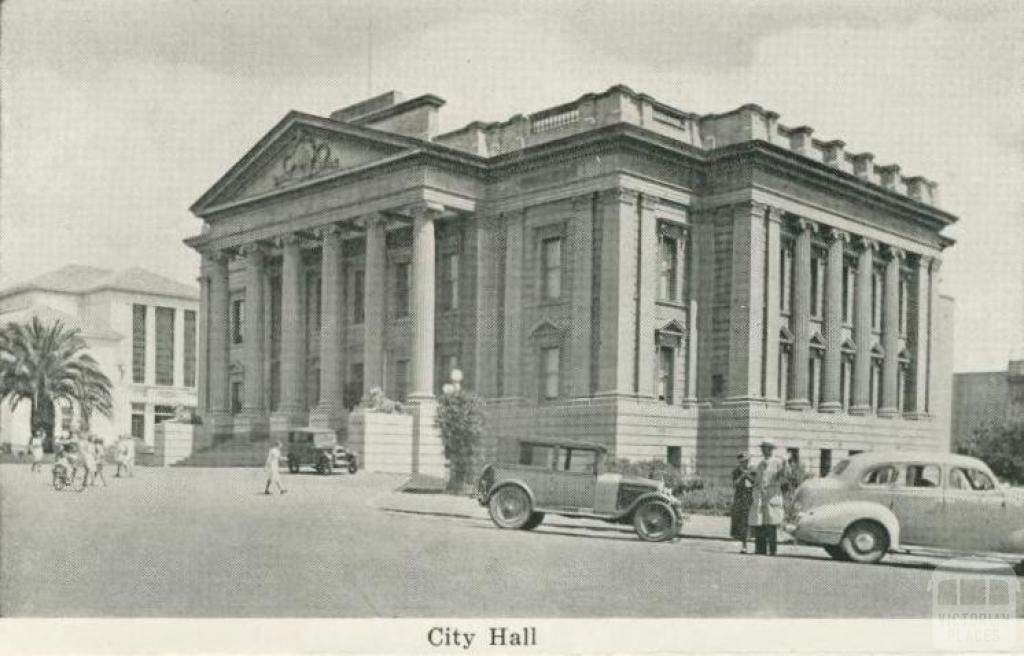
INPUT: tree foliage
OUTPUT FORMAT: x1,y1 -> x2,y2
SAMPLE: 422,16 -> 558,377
955,420 -> 1024,485
0,317 -> 113,444
435,387 -> 486,492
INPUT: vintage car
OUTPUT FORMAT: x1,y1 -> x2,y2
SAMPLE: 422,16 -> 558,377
285,427 -> 359,475
788,451 -> 1024,566
476,439 -> 684,542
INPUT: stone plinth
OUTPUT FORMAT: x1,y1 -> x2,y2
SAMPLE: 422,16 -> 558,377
154,422 -> 198,467
346,410 -> 415,474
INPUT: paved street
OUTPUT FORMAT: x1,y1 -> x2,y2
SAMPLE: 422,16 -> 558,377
1,464 -> 1020,618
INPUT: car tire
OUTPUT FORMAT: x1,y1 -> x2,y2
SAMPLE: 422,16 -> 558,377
317,458 -> 332,476
824,545 -> 850,561
840,520 -> 889,564
521,512 -> 545,530
288,458 -> 299,474
633,500 -> 678,542
488,485 -> 533,529
347,461 -> 358,475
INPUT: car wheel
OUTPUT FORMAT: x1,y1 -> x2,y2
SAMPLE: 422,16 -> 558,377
840,520 -> 889,564
488,485 -> 533,529
287,458 -> 299,474
318,458 -> 333,475
633,500 -> 678,542
53,473 -> 65,491
824,545 -> 850,561
347,460 -> 358,475
521,512 -> 545,530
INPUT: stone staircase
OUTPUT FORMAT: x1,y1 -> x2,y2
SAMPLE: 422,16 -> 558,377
172,440 -> 270,467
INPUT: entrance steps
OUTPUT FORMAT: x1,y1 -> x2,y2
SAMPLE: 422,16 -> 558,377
173,440 -> 270,467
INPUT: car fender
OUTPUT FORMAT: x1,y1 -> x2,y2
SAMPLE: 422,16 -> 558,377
794,500 -> 901,548
484,480 -> 537,508
618,491 -> 682,522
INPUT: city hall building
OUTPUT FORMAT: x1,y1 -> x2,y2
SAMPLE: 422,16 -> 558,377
187,85 -> 955,479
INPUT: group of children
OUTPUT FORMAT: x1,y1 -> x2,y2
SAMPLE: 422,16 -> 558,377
44,430 -> 137,488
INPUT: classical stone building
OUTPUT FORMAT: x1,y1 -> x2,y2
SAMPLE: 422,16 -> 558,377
187,85 -> 956,479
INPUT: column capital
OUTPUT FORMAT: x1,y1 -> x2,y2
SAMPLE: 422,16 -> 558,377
765,205 -> 786,223
791,216 -> 818,234
929,258 -> 943,275
407,201 -> 446,221
853,236 -> 880,253
314,223 -> 345,240
883,245 -> 906,261
598,186 -> 638,206
238,242 -> 267,258
826,227 -> 851,244
638,193 -> 660,211
729,200 -> 770,219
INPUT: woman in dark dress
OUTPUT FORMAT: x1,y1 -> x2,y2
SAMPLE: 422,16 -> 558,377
730,453 -> 754,553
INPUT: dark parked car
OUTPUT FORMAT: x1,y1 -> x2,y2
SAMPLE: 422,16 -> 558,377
285,427 -> 358,475
476,439 -> 684,542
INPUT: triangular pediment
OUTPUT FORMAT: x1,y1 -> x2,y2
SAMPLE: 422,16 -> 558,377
191,112 -> 417,215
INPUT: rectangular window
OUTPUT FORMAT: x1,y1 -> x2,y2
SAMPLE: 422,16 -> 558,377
231,381 -> 244,414
394,262 -> 411,318
899,275 -> 908,334
658,236 -> 678,301
353,270 -> 365,324
393,359 -> 409,402
153,404 -> 176,425
780,243 -> 793,313
307,272 -> 322,332
657,346 -> 675,404
667,446 -> 682,469
808,357 -> 817,407
810,253 -> 821,318
130,402 -> 145,439
519,443 -> 555,468
155,307 -> 175,386
441,253 -> 459,310
778,351 -> 790,403
132,304 -> 146,383
871,270 -> 883,330
231,298 -> 245,344
541,237 -> 562,300
541,346 -> 560,400
842,260 -> 854,323
184,310 -> 196,388
787,447 -> 800,465
438,354 -> 459,390
819,449 -> 832,477
346,363 -> 364,410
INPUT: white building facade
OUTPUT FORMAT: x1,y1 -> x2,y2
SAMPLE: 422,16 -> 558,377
0,265 -> 199,447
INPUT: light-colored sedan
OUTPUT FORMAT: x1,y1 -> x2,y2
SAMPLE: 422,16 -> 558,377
788,451 -> 1024,566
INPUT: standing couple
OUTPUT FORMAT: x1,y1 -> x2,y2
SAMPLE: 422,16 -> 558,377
731,439 -> 792,556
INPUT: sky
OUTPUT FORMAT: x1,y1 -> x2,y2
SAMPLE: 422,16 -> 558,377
1,0 -> 1021,372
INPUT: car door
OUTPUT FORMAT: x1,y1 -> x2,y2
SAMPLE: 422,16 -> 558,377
545,447 -> 598,512
516,443 -> 557,506
942,465 -> 1007,554
890,462 -> 945,547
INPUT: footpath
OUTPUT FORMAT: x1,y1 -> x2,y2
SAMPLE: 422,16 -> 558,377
369,486 -> 787,543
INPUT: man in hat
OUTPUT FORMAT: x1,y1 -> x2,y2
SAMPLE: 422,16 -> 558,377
730,452 -> 755,553
748,439 -> 791,555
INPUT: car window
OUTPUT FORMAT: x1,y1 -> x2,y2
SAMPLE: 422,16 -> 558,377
519,443 -> 556,469
861,465 -> 899,485
949,467 -> 996,491
904,464 -> 941,488
561,448 -> 598,474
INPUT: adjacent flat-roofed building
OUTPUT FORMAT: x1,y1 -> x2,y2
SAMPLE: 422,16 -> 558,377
952,360 -> 1024,441
0,265 -> 199,447
186,85 -> 956,479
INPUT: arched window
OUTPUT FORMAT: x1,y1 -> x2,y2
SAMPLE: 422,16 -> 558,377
869,343 -> 885,413
809,333 -> 826,408
840,339 -> 857,412
655,321 -> 686,405
530,320 -> 565,402
898,349 -> 912,414
779,326 -> 794,403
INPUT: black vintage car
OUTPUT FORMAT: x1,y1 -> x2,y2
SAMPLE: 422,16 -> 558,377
285,427 -> 359,475
476,439 -> 684,542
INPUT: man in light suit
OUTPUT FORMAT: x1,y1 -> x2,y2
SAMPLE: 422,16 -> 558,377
748,439 -> 791,556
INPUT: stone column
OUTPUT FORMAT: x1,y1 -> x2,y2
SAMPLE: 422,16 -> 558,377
879,247 -> 903,417
501,209 -> 526,399
684,223 -> 700,405
363,213 -> 386,393
312,225 -> 346,428
906,254 -> 931,418
820,228 -> 848,412
762,207 -> 784,401
787,218 -> 813,410
727,201 -> 767,402
408,203 -> 442,401
926,258 -> 942,414
569,196 -> 594,398
196,265 -> 209,418
636,194 -> 658,399
276,234 -> 306,418
144,305 -> 157,386
850,237 -> 876,415
205,252 -> 231,418
596,187 -> 639,396
239,243 -> 267,425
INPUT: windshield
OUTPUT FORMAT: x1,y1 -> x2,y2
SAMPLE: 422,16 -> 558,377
829,459 -> 851,477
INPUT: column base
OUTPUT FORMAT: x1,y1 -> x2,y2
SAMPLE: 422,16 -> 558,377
901,412 -> 931,421
234,414 -> 269,441
817,401 -> 842,413
848,404 -> 871,416
309,404 -> 347,432
877,406 -> 898,419
785,398 -> 810,411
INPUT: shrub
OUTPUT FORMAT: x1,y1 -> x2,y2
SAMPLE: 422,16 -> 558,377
435,387 -> 486,492
955,420 -> 1024,485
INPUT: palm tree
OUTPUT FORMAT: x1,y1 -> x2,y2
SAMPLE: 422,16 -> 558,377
0,317 -> 113,442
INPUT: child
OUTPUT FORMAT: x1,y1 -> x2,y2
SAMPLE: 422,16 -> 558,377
264,440 -> 286,495
91,437 -> 108,487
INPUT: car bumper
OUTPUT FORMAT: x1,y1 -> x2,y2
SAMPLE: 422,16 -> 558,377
786,513 -> 843,545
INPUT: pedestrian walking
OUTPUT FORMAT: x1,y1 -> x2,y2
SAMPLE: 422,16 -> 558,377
730,452 -> 754,553
76,433 -> 96,488
748,439 -> 790,556
264,440 -> 286,495
29,429 -> 45,473
115,436 -> 129,477
91,437 -> 108,487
